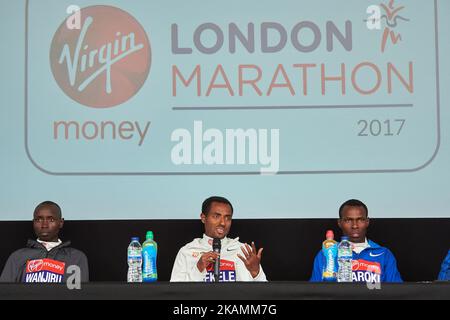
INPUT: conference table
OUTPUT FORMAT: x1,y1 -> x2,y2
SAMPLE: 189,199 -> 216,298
0,281 -> 448,300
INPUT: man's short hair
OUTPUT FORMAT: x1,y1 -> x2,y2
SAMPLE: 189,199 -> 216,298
339,199 -> 368,218
33,201 -> 62,219
202,196 -> 234,215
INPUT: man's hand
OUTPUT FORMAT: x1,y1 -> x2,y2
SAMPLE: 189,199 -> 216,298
237,242 -> 264,278
197,251 -> 220,272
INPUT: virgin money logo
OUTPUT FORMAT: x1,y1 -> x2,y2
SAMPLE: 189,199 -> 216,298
352,259 -> 381,274
27,259 -> 44,272
50,6 -> 151,108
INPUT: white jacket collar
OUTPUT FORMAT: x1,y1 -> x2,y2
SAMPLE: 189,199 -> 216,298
201,234 -> 239,248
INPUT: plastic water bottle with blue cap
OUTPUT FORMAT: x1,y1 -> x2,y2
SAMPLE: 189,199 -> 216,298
337,236 -> 353,282
127,237 -> 142,282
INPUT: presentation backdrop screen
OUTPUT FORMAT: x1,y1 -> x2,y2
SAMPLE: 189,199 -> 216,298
1,0 -> 449,220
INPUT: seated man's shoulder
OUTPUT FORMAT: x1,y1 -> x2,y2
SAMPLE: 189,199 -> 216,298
445,250 -> 450,261
3,247 -> 43,269
368,240 -> 397,257
67,247 -> 87,257
230,237 -> 243,246
179,237 -> 203,251
58,246 -> 88,262
223,237 -> 246,250
9,247 -> 38,259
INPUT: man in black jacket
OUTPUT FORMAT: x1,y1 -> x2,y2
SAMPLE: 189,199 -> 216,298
0,201 -> 89,283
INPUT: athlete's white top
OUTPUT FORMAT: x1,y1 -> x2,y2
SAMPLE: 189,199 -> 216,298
170,234 -> 267,282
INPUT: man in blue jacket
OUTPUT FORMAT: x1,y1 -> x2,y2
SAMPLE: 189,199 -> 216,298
310,199 -> 402,283
438,250 -> 450,281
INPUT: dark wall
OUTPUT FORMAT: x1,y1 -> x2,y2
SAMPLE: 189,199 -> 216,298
1,218 -> 449,282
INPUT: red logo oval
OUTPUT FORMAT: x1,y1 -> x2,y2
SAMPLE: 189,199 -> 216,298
27,259 -> 44,272
50,5 -> 151,108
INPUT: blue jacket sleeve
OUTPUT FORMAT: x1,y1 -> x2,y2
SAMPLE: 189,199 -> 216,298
310,251 -> 324,282
438,250 -> 450,281
382,249 -> 403,283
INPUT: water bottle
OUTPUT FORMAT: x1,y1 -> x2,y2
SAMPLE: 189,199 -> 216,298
337,236 -> 353,282
142,231 -> 158,282
322,230 -> 338,281
127,237 -> 142,283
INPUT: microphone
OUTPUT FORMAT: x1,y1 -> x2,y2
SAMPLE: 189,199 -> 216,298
212,238 -> 221,282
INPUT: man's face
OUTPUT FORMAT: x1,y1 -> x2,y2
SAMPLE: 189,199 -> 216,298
338,205 -> 369,243
33,207 -> 64,242
201,202 -> 233,239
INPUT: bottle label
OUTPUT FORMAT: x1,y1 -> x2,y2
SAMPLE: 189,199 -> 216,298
143,245 -> 157,280
322,243 -> 338,280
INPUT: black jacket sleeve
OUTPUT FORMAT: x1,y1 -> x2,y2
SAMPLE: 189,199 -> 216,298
0,251 -> 25,282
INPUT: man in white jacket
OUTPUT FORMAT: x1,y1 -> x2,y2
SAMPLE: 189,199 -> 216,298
170,196 -> 267,282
